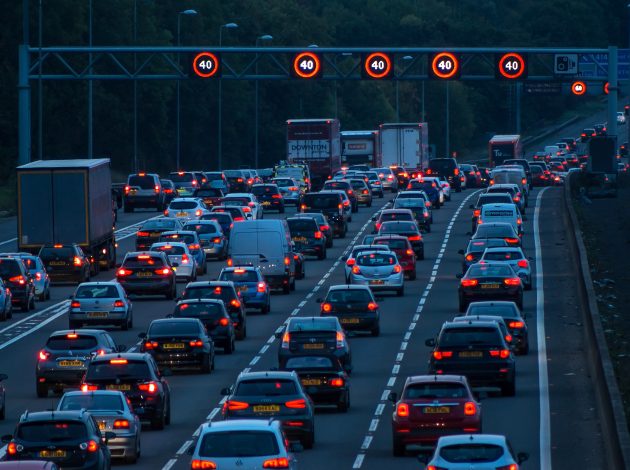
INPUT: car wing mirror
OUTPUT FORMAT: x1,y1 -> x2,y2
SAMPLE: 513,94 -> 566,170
457,249 -> 464,255
220,387 -> 232,396
417,454 -> 429,464
137,332 -> 147,339
387,392 -> 398,403
116,345 -> 126,353
517,452 -> 529,464
456,273 -> 463,279
425,338 -> 436,347
289,442 -> 304,453
316,298 -> 323,303
161,368 -> 172,377
1,435 -> 13,443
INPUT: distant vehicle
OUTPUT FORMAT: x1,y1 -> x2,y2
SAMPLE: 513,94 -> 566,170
379,123 -> 429,168
425,158 -> 462,191
458,262 -> 523,311
580,128 -> 597,142
38,244 -> 92,284
594,123 -> 607,136
488,135 -> 522,167
168,171 -> 199,196
341,130 -> 382,168
124,172 -> 165,212
617,111 -> 626,124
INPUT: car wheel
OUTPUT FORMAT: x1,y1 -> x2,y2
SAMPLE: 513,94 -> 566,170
379,192 -> 384,198
367,200 -> 372,208
337,393 -> 349,413
0,404 -> 5,420
418,251 -> 425,261
303,428 -> 315,449
121,317 -> 129,331
224,337 -> 235,354
283,282 -> 291,295
318,248 -> 326,260
261,302 -> 270,314
46,288 -> 51,300
151,409 -> 166,430
166,285 -> 176,300
290,276 -> 296,291
397,286 -> 404,297
201,353 -> 212,373
517,297 -> 524,310
502,379 -> 516,397
525,279 -> 533,291
203,262 -> 208,275
38,291 -> 46,301
392,437 -> 405,457
279,205 -> 285,214
409,269 -> 417,281
326,238 -> 333,248
36,383 -> 48,398
371,324 -> 380,337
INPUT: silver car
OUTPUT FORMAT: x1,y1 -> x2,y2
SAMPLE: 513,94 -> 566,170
150,242 -> 197,282
164,198 -> 210,221
272,177 -> 301,205
348,250 -> 404,296
57,390 -> 141,463
190,419 -> 300,470
5,253 -> 51,301
69,282 -> 133,330
363,171 -> 385,198
480,246 -> 532,290
374,167 -> 398,192
342,244 -> 392,283
183,220 -> 228,260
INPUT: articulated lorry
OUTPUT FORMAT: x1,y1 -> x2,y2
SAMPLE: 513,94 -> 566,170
379,123 -> 429,169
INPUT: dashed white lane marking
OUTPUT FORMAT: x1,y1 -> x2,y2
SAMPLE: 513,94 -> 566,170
162,459 -> 177,470
176,440 -> 193,455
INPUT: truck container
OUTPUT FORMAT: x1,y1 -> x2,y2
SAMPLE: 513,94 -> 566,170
286,118 -> 341,189
379,123 -> 429,169
17,159 -> 116,271
488,135 -> 522,167
341,130 -> 382,168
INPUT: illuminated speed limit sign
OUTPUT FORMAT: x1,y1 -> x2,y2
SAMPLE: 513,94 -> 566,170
429,52 -> 460,80
291,52 -> 322,79
496,52 -> 527,79
571,81 -> 587,95
192,52 -> 221,78
362,52 -> 393,79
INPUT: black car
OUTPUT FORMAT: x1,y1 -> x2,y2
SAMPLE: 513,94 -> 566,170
459,164 -> 480,188
252,184 -> 285,213
160,179 -> 177,204
221,371 -> 316,448
0,256 -> 36,312
300,192 -> 348,238
38,244 -> 92,284
594,123 -> 607,136
322,180 -> 358,212
223,170 -> 250,193
135,217 -> 184,251
36,329 -> 124,398
458,239 -> 509,274
116,252 -> 177,299
193,186 -> 224,209
281,355 -> 350,412
293,213 -> 333,248
139,318 -> 215,373
82,353 -> 171,429
426,158 -> 462,191
171,299 -> 236,354
318,284 -> 380,336
287,217 -> 327,260
458,262 -> 523,312
426,320 -> 516,396
200,212 -> 234,238
390,166 -> 411,189
1,410 -> 113,469
466,301 -> 529,355
378,221 -> 424,259
580,128 -> 596,142
180,281 -> 246,340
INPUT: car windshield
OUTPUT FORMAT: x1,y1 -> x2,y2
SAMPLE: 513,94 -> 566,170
182,286 -> 235,303
236,379 -> 297,396
152,245 -> 186,255
326,289 -> 372,303
59,394 -> 124,412
175,303 -> 224,321
183,224 -> 218,235
357,253 -> 396,266
439,443 -> 505,463
86,361 -> 151,380
47,335 -> 98,350
20,256 -> 40,271
148,321 -> 200,336
17,422 -> 87,442
199,431 -> 279,458
285,356 -> 335,369
467,264 -> 514,277
405,382 -> 468,399
219,270 -> 259,283
169,201 -> 198,210
142,219 -> 179,230
288,219 -> 317,231
40,247 -> 74,260
75,285 -> 119,299
124,256 -> 164,268
128,175 -> 155,189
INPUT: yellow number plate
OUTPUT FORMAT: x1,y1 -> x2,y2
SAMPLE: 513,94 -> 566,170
40,450 -> 66,458
163,343 -> 185,349
253,405 -> 280,413
369,280 -> 385,285
480,284 -> 500,289
98,422 -> 107,431
459,351 -> 483,358
236,286 -> 248,293
49,261 -> 66,266
303,343 -> 324,350
137,272 -> 153,277
106,384 -> 131,391
292,237 -> 308,243
423,406 -> 450,414
59,360 -> 84,367
176,212 -> 188,217
340,318 -> 360,324
88,312 -> 108,318
301,379 -> 322,386
262,201 -> 271,206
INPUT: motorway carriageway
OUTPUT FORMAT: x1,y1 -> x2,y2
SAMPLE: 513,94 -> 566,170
0,188 -> 605,469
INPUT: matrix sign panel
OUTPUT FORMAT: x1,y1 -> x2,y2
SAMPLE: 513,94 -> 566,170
291,52 -> 322,79
496,52 -> 527,80
362,52 -> 393,79
429,52 -> 460,79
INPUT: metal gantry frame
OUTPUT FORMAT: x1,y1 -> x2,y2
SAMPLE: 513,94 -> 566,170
18,45 -> 619,165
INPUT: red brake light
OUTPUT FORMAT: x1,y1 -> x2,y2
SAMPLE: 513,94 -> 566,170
124,185 -> 130,194
227,258 -> 233,267
329,378 -> 344,387
285,399 -> 307,409
86,440 -> 99,452
113,300 -> 125,308
230,299 -> 241,308
489,349 -> 511,359
219,318 -> 230,326
81,384 -> 98,392
505,237 -> 520,245
408,235 -> 421,241
454,168 -> 459,175
7,442 -> 17,455
392,265 -> 402,273
262,458 -> 289,468
509,321 -> 524,328
117,268 -> 132,276
73,256 -> 82,266
504,277 -> 521,286
38,350 -> 49,361
226,400 -> 249,411
144,341 -> 158,349
156,267 -> 172,275
195,209 -> 202,217
272,193 -> 282,199
464,401 -> 477,416
281,331 -> 290,349
322,302 -> 332,313
113,419 -> 130,429
396,402 -> 409,417
154,185 -> 160,194
191,459 -> 217,469
9,275 -> 25,285
181,254 -> 190,264
461,279 -> 478,287
433,350 -> 453,360
346,258 -> 355,266
137,231 -> 150,237
71,300 -> 81,309
367,302 -> 378,311
517,259 -> 528,268
110,358 -> 128,365
257,282 -> 266,293
352,265 -> 361,274
406,249 -> 413,256
284,256 -> 290,266
314,231 -> 323,239
138,381 -> 158,393
189,339 -> 204,347
35,272 -> 42,281
319,225 -> 330,232
473,209 -> 480,217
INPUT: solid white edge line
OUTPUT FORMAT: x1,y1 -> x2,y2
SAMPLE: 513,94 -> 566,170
534,187 -> 552,470
0,238 -> 17,247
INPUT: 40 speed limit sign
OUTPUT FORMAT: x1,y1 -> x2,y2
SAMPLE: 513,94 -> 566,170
192,52 -> 221,78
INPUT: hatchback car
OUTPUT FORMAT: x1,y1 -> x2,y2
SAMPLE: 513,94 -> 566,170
272,178 -> 301,205
116,252 -> 177,299
38,244 -> 91,284
480,246 -> 532,290
160,179 -> 177,205
192,186 -> 224,208
221,371 -> 316,448
69,282 -> 133,330
322,180 -> 358,212
139,318 -> 214,373
466,301 -> 529,355
149,242 -> 197,282
252,184 -> 285,213
182,220 -> 228,260
458,262 -> 523,312
458,239 -> 510,274
158,230 -> 207,275
223,170 -> 250,193
378,221 -> 424,259
6,253 -> 50,301
319,284 -> 380,336
168,171 -> 199,196
36,329 -> 123,398
57,390 -> 140,463
81,353 -> 171,429
134,217 -> 184,251
389,375 -> 481,455
471,222 -> 521,247
218,266 -> 271,314
373,167 -> 399,192
292,213 -> 333,248
0,256 -> 35,312
392,198 -> 432,232
287,217 -> 327,260
363,171 -> 384,198
373,235 -> 417,279
164,198 -> 209,221
171,299 -> 236,354
221,194 -> 263,220
200,212 -> 234,238
124,172 -> 165,212
348,178 -> 372,207
349,251 -> 405,296
469,193 -> 514,233
406,179 -> 443,208
342,245 -> 392,284
372,209 -> 416,233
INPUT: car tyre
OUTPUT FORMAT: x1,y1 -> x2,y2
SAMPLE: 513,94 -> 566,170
201,353 -> 212,373
517,296 -> 524,311
326,238 -> 333,248
166,285 -> 176,300
318,248 -> 326,261
525,280 -> 533,291
151,409 -> 166,430
224,337 -> 235,354
392,437 -> 405,457
458,295 -> 467,313
502,379 -> 516,397
261,302 -> 270,314
21,300 -> 29,313
338,392 -> 350,412
282,282 -> 291,295
371,324 -> 380,337
396,286 -> 404,297
36,383 -> 48,398
408,269 -> 417,281
303,428 -> 315,449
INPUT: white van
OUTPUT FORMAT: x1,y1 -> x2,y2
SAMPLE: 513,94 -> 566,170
491,168 -> 529,200
228,219 -> 295,294
478,203 -> 522,236
544,145 -> 561,157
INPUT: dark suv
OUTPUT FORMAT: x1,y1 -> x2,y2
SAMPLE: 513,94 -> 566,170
251,184 -> 285,213
322,180 -> 358,212
287,217 -> 327,260
0,256 -> 35,312
116,252 -> 176,299
300,192 -> 348,238
426,158 -> 462,191
124,173 -> 165,212
2,410 -> 113,469
171,299 -> 236,354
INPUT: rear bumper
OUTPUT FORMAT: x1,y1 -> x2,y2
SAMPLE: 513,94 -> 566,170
329,312 -> 379,330
125,195 -> 160,207
119,279 -> 172,294
393,422 -> 481,446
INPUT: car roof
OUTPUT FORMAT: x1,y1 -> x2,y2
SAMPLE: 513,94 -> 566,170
150,317 -> 201,325
381,208 -> 413,214
405,374 -> 468,385
442,320 -> 502,330
199,419 -> 282,433
467,300 -> 519,308
50,329 -> 107,337
453,315 -> 507,325
19,410 -> 88,423
481,203 -> 516,210
76,281 -> 120,287
373,235 -> 409,241
186,280 -> 235,288
328,284 -> 372,292
437,434 -> 507,446
170,198 -> 202,202
483,246 -> 522,253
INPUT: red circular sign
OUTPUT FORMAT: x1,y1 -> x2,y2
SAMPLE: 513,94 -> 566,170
571,81 -> 587,96
363,53 -> 393,79
293,52 -> 321,79
431,52 -> 459,79
498,53 -> 526,79
192,52 -> 220,78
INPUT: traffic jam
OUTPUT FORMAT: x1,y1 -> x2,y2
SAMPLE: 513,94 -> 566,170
0,125 -> 590,470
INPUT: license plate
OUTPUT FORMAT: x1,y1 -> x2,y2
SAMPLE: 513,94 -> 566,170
98,421 -> 107,431
88,311 -> 108,318
480,283 -> 500,289
40,450 -> 66,458
59,360 -> 84,367
150,232 -> 160,237
137,272 -> 153,277
340,318 -> 360,324
369,280 -> 384,285
459,351 -> 483,358
106,384 -> 131,391
236,286 -> 248,293
293,236 -> 308,243
49,261 -> 66,266
163,343 -> 185,349
303,343 -> 324,350
302,379 -> 322,386
262,201 -> 271,206
176,212 -> 188,217
253,405 -> 280,413
423,406 -> 450,414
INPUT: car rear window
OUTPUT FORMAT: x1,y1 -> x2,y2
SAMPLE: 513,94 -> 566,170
474,225 -> 515,238
148,321 -> 200,336
428,159 -> 457,172
374,238 -> 407,250
223,170 -> 243,178
483,251 -> 521,261
47,335 -> 98,350
182,286 -> 235,303
288,318 -> 337,332
169,173 -> 194,183
128,175 -> 155,189
86,361 -> 151,380
75,285 -> 119,299
380,212 -> 412,222
152,244 -> 186,255
252,185 -> 279,195
486,187 -> 516,196
199,431 -> 279,458
59,394 -> 124,412
18,422 -> 87,441
439,327 -> 502,347
380,222 -> 417,233
124,255 -> 164,268
288,219 -> 318,232
349,180 -> 366,189
40,247 -> 74,260
219,270 -> 259,283
303,194 -> 339,209
142,219 -> 179,231
236,379 -> 297,396
467,305 -> 518,318
222,198 -> 249,206
160,233 -> 195,244
183,223 -> 218,235
394,199 -> 425,209
175,302 -> 224,321
326,289 -> 372,303
467,264 -> 514,277
324,181 -> 350,190
273,178 -> 294,187
439,443 -> 504,463
467,239 -> 509,252
0,259 -> 22,277
357,253 -> 396,266
20,256 -> 40,270
411,181 -> 436,191
477,195 -> 512,205
205,173 -> 224,181
404,382 -> 468,399
211,207 -> 243,218
195,188 -> 223,197
169,201 -> 198,210
285,356 -> 335,369
201,213 -> 232,224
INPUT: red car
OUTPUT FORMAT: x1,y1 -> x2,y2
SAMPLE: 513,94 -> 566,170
373,235 -> 417,280
389,375 -> 481,456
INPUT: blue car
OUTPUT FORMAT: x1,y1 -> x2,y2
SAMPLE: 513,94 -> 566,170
218,266 -> 271,314
183,220 -> 228,260
158,230 -> 207,275
200,212 -> 234,239
407,180 -> 442,209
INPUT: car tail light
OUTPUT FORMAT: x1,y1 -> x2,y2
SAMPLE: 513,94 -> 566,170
262,458 -> 289,468
314,231 -> 323,239
7,442 -> 18,455
319,225 -> 330,232
137,231 -> 150,237
392,265 -> 402,274
425,201 -> 431,207
34,272 -> 42,281
180,254 -> 190,265
113,419 -> 130,429
517,259 -> 528,268
9,275 -> 25,285
284,256 -> 290,266
156,267 -> 172,276
489,349 -> 511,359
432,350 -> 453,360
408,235 -> 421,241
38,350 -> 50,361
321,302 -> 332,313
508,321 -> 524,328
496,465 -> 518,470
82,384 -> 98,391
367,302 -> 378,311
217,317 -> 230,327
233,216 -> 244,222
352,265 -> 361,274
191,459 -> 217,469
505,237 -> 519,245
504,277 -> 521,286
70,300 -> 81,308
513,196 -> 520,202
212,237 -> 222,244
257,282 -> 266,293
465,254 -> 474,262
230,299 -> 241,308
396,402 -> 409,417
195,209 -> 202,217
164,209 -> 170,216
473,209 -> 480,217
343,200 -> 350,207
285,398 -> 306,409
144,341 -> 158,349
73,256 -> 82,266
189,339 -> 204,347
113,300 -> 125,308
242,207 -> 252,213
406,249 -> 413,256
124,185 -> 131,194
281,331 -> 290,349
375,222 -> 382,231
345,258 -> 356,267
80,440 -> 99,452
517,218 -> 522,225
387,174 -> 394,180
247,178 -> 254,185
336,331 -> 345,348
272,194 -> 282,199
227,258 -> 233,267
489,179 -> 494,185
138,381 -> 158,394
464,401 -> 477,415
192,180 -> 198,187
461,279 -> 478,287
454,168 -> 459,176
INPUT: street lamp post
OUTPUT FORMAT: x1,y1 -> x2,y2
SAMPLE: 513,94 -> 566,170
395,55 -> 413,122
334,52 -> 352,118
445,81 -> 450,158
255,34 -> 273,170
37,0 -> 42,160
88,0 -> 93,158
176,9 -> 197,171
217,22 -> 238,170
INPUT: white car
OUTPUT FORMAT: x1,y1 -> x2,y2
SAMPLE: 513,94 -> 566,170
436,176 -> 451,201
164,198 -> 210,221
480,246 -> 532,290
149,242 -> 197,282
221,193 -> 263,220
